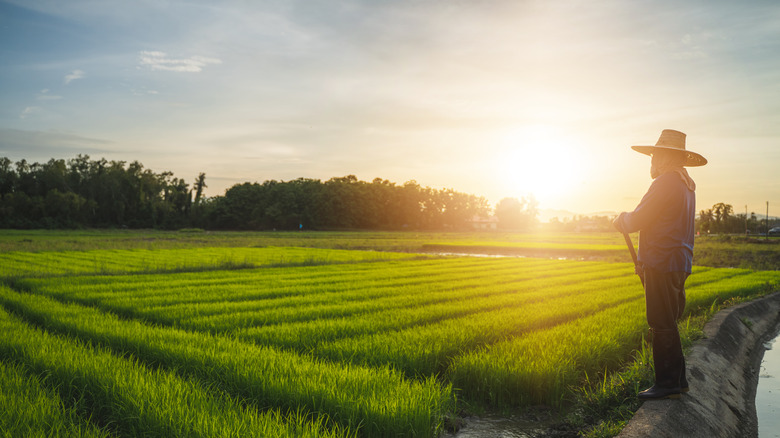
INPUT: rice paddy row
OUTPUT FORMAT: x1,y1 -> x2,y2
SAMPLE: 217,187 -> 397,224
0,246 -> 423,278
2,246 -> 779,437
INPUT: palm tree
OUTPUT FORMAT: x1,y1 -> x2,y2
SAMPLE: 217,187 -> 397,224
193,173 -> 207,206
698,209 -> 713,233
711,203 -> 734,233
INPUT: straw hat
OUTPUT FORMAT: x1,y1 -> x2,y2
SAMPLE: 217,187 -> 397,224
631,129 -> 707,167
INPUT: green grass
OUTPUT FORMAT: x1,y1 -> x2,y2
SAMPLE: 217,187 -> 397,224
0,304 -> 351,438
0,285 -> 451,438
0,246 -> 423,278
1,229 -> 778,437
0,360 -> 111,438
12,255 -> 778,414
4,229 -> 775,269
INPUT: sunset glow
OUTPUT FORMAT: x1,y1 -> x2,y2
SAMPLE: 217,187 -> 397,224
1,0 -> 778,217
494,125 -> 588,204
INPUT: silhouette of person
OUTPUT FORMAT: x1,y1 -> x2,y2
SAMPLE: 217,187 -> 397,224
613,129 -> 707,400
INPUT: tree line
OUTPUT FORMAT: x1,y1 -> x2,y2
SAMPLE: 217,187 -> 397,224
206,175 -> 496,231
2,156 -> 540,231
696,202 -> 776,235
4,156 -> 769,234
0,156 -> 193,229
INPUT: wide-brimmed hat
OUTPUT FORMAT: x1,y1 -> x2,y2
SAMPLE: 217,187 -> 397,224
631,129 -> 707,167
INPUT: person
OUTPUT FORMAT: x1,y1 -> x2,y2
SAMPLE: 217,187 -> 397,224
612,129 -> 707,400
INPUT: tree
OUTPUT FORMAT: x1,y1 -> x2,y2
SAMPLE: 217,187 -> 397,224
697,209 -> 713,234
0,157 -> 16,196
494,197 -> 537,230
0,155 -> 503,232
193,173 -> 207,206
711,203 -> 734,233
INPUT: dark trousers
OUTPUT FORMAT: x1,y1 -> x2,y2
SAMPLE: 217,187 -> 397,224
643,266 -> 688,389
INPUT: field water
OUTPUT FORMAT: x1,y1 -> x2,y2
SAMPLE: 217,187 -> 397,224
758,331 -> 780,438
443,415 -> 550,437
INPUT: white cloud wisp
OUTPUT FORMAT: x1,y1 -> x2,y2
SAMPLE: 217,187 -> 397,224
138,51 -> 222,72
64,69 -> 85,84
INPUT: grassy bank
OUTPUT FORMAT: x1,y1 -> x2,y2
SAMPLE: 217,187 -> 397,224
2,229 -> 776,270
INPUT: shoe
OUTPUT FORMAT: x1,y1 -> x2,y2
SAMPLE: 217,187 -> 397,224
680,375 -> 689,393
638,385 -> 681,400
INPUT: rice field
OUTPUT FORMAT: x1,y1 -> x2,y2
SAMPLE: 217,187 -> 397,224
1,234 -> 778,437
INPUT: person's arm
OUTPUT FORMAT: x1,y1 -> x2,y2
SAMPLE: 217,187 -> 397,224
613,173 -> 674,233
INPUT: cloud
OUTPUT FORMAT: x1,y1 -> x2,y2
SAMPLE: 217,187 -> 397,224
64,69 -> 85,84
19,106 -> 42,119
138,51 -> 222,72
36,89 -> 63,101
0,128 -> 114,158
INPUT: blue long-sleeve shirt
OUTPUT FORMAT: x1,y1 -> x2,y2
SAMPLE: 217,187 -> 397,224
618,171 -> 696,273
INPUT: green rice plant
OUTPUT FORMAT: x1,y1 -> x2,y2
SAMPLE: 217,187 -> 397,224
309,264 -> 752,378
0,306 -> 351,438
115,260 -> 556,319
5,238 -> 777,436
0,286 -> 451,438
170,262 -> 627,333
21,257 -> 628,341
12,259 -> 497,325
425,240 -> 625,252
2,230 -> 777,270
684,269 -> 780,312
0,246 -> 422,279
17,256 -> 495,301
229,265 -> 635,350
314,274 -> 644,377
0,360 -> 111,438
446,269 -> 780,410
19,258 -> 592,327
447,299 -> 648,408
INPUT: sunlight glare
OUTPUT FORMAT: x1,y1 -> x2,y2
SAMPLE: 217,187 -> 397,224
493,125 -> 587,204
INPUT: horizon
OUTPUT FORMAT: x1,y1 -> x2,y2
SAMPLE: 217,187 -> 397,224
1,0 -> 778,218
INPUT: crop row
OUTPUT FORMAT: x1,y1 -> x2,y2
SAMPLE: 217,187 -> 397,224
448,298 -> 648,407
21,258 -> 765,383
0,285 -> 449,438
6,248 -> 778,429
45,261 -> 628,332
15,256 -> 510,304
20,255 -> 547,296
0,304 -> 351,438
300,266 -> 750,371
0,360 -> 111,438
311,275 -> 644,376
23,257 -> 621,312
23,258 -> 629,333
0,246 -> 421,278
446,268 -> 780,407
23,260 -> 622,378
228,270 -> 637,349
172,264 -> 744,335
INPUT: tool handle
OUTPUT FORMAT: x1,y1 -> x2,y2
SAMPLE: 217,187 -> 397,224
622,232 -> 638,265
622,232 -> 644,285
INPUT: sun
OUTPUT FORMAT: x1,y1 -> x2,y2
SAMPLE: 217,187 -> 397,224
493,124 -> 586,204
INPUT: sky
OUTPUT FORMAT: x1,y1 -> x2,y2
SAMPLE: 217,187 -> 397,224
1,0 -> 778,220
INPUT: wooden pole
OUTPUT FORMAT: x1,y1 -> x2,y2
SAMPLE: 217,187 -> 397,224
622,232 -> 643,285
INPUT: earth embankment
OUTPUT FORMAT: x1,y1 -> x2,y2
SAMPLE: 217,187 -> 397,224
618,291 -> 780,438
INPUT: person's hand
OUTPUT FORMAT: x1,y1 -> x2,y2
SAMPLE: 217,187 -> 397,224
612,213 -> 626,233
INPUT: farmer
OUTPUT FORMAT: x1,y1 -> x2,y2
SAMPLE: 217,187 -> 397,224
612,129 -> 707,400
